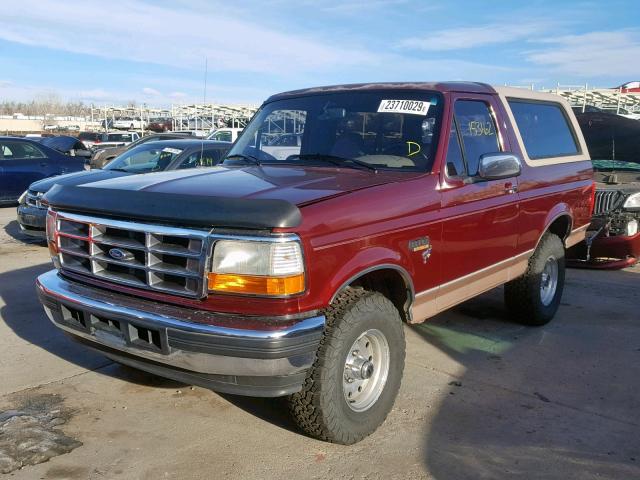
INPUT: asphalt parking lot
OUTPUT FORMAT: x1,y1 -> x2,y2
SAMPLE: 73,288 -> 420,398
0,205 -> 639,480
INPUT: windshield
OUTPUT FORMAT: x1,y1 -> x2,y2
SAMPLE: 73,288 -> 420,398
227,91 -> 444,171
104,143 -> 183,173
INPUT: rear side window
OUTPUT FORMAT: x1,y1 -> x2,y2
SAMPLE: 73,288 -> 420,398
508,100 -> 579,159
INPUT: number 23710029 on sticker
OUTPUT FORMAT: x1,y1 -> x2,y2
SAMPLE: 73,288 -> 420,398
377,100 -> 429,115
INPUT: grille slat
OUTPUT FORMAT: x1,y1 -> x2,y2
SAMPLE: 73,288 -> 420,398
93,236 -> 147,250
56,212 -> 209,298
593,190 -> 622,215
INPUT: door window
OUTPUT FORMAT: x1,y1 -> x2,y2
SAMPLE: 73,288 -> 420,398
0,141 -> 46,160
211,130 -> 233,142
23,143 -> 46,158
0,144 -> 13,159
445,120 -> 466,177
451,100 -> 500,176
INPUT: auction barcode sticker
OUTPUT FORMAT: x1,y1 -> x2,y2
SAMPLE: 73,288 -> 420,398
162,147 -> 183,154
377,99 -> 429,115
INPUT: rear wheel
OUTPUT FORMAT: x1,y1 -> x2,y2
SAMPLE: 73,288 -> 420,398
288,288 -> 405,444
504,233 -> 565,326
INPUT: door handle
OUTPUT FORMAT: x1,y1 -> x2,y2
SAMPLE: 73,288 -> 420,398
504,182 -> 518,194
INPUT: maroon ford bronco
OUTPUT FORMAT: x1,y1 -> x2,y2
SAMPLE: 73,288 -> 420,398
37,83 -> 594,444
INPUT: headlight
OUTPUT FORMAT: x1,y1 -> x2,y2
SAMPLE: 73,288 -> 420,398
17,190 -> 28,205
208,239 -> 305,296
623,192 -> 640,210
626,219 -> 639,237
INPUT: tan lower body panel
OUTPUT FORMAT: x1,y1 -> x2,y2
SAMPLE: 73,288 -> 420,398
565,224 -> 589,249
410,250 -> 533,324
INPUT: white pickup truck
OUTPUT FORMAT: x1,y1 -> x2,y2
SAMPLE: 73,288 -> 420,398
112,117 -> 147,130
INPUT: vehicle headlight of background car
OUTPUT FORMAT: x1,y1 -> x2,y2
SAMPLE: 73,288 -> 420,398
208,239 -> 305,296
623,192 -> 640,211
17,190 -> 28,205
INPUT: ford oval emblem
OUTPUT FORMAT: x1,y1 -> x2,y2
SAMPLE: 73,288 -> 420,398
108,248 -> 134,261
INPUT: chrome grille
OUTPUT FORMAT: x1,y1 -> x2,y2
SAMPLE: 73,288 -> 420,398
26,190 -> 45,209
55,211 -> 210,298
593,190 -> 622,215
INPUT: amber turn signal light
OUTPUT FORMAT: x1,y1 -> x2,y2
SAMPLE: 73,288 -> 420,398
207,272 -> 305,296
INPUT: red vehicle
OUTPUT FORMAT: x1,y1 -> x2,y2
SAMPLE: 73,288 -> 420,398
568,112 -> 640,268
616,81 -> 640,94
37,83 -> 594,444
147,118 -> 173,133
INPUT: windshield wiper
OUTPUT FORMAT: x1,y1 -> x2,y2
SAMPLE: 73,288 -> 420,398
290,153 -> 377,172
223,153 -> 262,166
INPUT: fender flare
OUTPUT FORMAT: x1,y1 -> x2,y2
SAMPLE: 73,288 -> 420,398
534,204 -> 573,251
329,263 -> 415,306
325,247 -> 416,320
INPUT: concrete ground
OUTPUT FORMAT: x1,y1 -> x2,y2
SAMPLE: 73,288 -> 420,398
0,205 -> 638,479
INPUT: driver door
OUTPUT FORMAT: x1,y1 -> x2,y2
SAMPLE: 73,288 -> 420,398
437,93 -> 521,310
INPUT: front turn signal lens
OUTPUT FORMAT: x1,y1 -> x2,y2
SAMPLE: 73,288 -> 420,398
207,272 -> 305,296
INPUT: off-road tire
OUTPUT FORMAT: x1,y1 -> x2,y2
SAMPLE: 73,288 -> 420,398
504,233 -> 565,326
288,287 -> 405,444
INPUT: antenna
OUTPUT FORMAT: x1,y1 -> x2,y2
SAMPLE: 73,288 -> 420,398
201,57 -> 208,161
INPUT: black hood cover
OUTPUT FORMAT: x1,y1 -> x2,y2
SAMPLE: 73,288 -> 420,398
44,184 -> 302,230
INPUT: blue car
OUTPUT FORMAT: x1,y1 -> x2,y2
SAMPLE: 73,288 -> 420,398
0,136 -> 86,205
17,139 -> 230,237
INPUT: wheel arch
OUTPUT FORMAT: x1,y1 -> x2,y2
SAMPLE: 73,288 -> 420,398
330,264 -> 415,323
536,207 -> 574,251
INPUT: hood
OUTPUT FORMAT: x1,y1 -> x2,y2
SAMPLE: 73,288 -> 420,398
43,165 -> 418,230
29,169 -> 133,193
80,165 -> 416,206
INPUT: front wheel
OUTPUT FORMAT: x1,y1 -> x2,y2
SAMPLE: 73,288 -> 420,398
504,233 -> 565,326
288,288 -> 405,444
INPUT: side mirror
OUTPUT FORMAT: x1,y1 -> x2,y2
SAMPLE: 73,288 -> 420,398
478,153 -> 522,180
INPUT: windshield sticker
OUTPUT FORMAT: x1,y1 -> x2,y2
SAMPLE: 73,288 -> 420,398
161,147 -> 183,155
377,100 -> 430,116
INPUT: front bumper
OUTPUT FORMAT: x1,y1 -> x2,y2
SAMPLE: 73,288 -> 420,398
590,231 -> 640,259
36,270 -> 325,397
16,203 -> 46,237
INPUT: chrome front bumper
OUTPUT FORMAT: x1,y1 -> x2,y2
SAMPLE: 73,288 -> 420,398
36,270 -> 325,396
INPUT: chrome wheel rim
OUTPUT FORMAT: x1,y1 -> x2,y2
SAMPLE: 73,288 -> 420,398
540,255 -> 559,306
343,328 -> 390,412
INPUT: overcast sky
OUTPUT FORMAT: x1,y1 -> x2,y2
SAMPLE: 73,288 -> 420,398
0,0 -> 638,106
